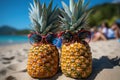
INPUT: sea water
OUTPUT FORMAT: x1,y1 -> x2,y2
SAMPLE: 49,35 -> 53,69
0,35 -> 28,45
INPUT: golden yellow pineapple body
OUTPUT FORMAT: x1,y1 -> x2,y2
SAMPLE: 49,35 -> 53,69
27,44 -> 59,78
61,41 -> 92,78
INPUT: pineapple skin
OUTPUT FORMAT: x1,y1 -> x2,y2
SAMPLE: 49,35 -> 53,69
27,44 -> 59,78
61,41 -> 92,78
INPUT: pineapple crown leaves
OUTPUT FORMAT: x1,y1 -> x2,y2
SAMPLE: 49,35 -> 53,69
59,0 -> 92,32
29,0 -> 59,35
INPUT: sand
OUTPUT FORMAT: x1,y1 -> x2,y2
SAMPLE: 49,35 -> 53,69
0,40 -> 120,80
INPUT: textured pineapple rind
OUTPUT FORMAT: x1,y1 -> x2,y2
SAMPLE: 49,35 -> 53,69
27,44 -> 59,78
61,42 -> 92,78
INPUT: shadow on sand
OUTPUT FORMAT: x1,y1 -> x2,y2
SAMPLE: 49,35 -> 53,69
87,56 -> 120,80
38,56 -> 120,80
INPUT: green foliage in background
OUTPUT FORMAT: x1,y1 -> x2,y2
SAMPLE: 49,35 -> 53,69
1,3 -> 120,35
16,29 -> 30,35
89,3 -> 120,27
0,26 -> 30,35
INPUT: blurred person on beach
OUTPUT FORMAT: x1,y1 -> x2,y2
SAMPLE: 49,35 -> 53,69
52,32 -> 62,53
99,21 -> 120,39
53,37 -> 62,49
99,22 -> 109,37
90,27 -> 107,41
91,21 -> 120,41
110,22 -> 120,39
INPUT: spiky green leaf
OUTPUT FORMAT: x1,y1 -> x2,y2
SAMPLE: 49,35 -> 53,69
32,19 -> 41,32
37,0 -> 42,18
60,0 -> 91,32
48,6 -> 58,26
70,0 -> 75,12
29,0 -> 59,34
47,0 -> 53,17
59,8 -> 71,24
40,3 -> 47,32
72,4 -> 78,24
61,1 -> 72,18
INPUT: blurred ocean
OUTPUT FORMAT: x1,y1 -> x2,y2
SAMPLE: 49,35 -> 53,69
0,35 -> 28,45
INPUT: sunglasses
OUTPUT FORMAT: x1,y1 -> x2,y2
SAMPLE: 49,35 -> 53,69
59,30 -> 91,43
28,32 -> 56,45
77,30 -> 91,42
60,31 -> 74,43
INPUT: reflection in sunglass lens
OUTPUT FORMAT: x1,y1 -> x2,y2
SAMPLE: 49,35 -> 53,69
62,32 -> 73,41
78,32 -> 88,39
46,34 -> 55,43
30,34 -> 42,43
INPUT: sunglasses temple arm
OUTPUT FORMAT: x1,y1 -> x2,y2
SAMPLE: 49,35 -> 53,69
28,32 -> 35,45
79,30 -> 91,43
88,31 -> 91,43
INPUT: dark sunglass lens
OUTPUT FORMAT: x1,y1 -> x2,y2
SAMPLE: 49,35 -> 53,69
46,34 -> 55,43
78,32 -> 89,39
30,34 -> 42,43
62,32 -> 73,40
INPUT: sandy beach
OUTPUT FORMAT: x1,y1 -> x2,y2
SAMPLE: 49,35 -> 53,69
0,40 -> 120,80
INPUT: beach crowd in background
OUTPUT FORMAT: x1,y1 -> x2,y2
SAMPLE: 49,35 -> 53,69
90,20 -> 120,42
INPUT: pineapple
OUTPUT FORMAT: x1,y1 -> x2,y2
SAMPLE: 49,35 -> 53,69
27,0 -> 59,78
59,0 -> 92,78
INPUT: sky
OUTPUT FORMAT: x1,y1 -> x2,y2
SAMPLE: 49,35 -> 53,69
0,0 -> 119,30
